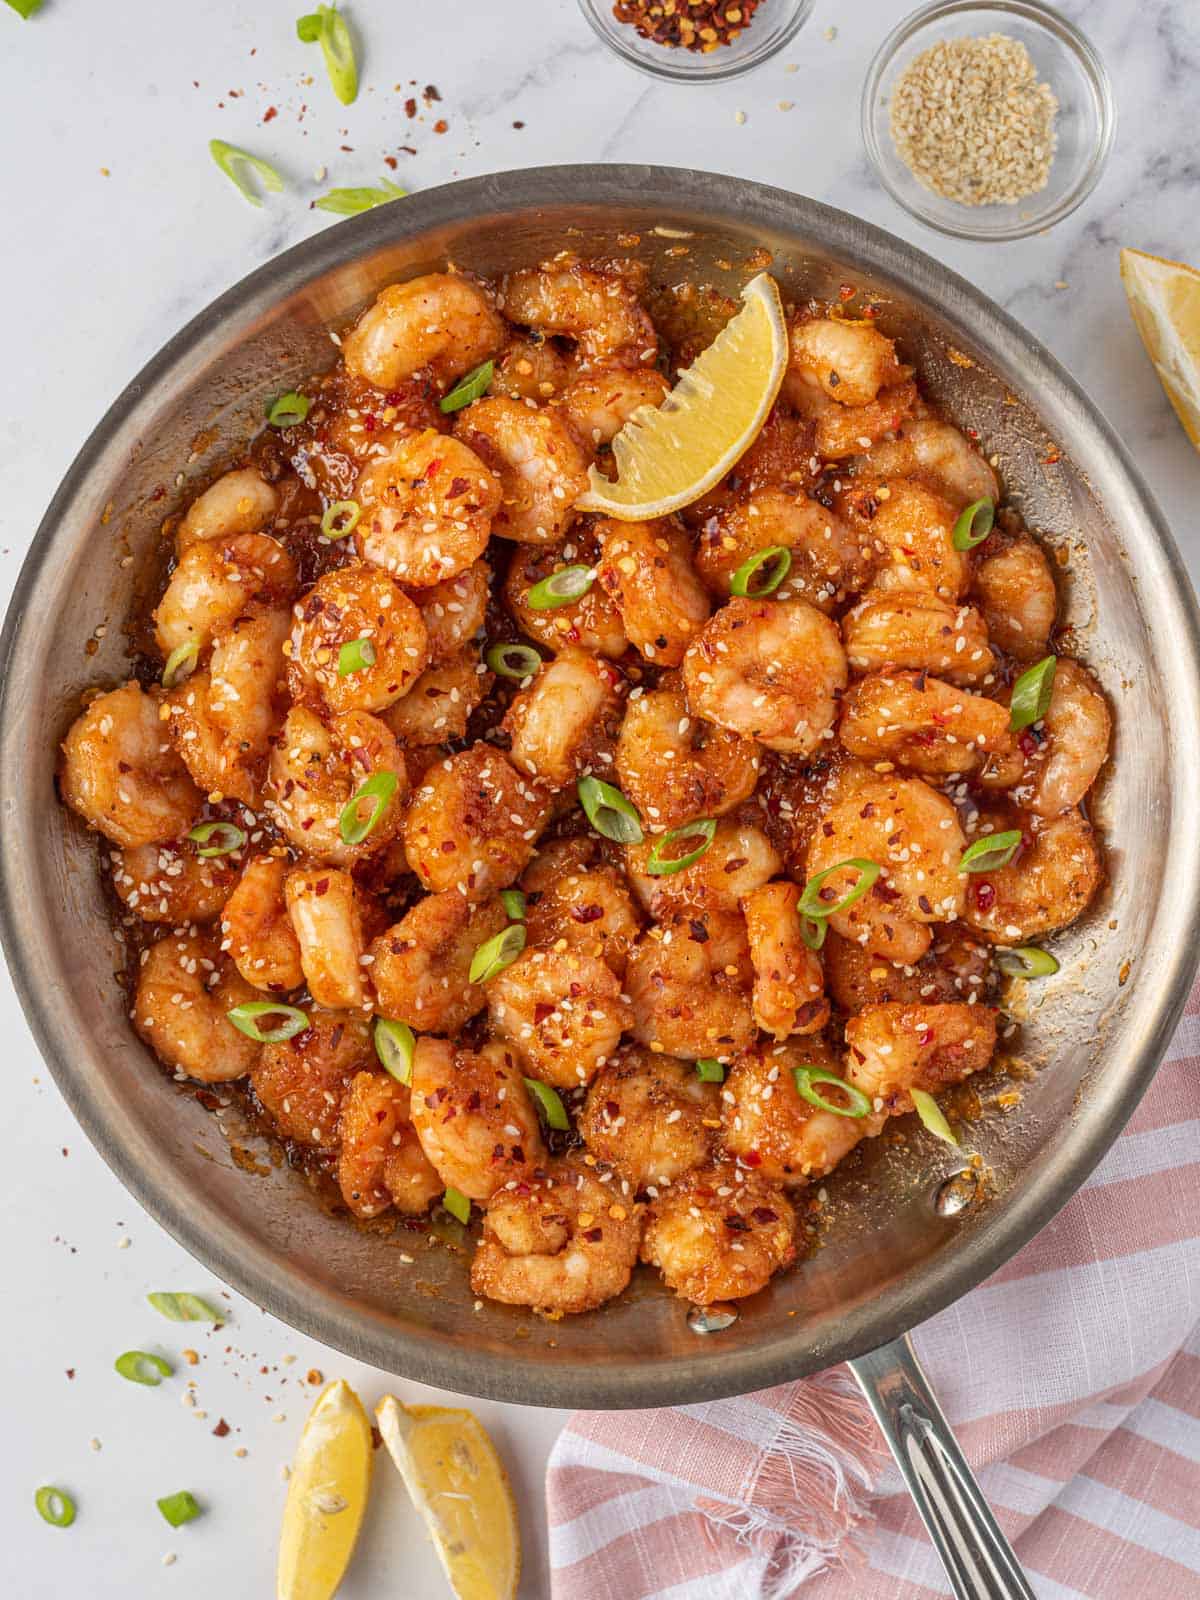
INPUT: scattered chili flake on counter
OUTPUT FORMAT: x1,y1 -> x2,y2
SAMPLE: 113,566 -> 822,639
611,0 -> 761,53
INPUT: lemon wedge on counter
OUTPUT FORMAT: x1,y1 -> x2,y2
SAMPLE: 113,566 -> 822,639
277,1379 -> 373,1600
575,270 -> 788,520
1120,247 -> 1200,452
376,1395 -> 520,1600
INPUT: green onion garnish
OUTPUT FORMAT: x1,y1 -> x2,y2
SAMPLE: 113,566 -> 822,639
5,0 -> 44,17
486,642 -> 542,681
910,1088 -> 959,1147
696,1058 -> 725,1083
958,829 -> 1022,874
338,637 -> 377,677
266,391 -> 310,429
797,858 -> 881,921
500,888 -> 527,922
156,1490 -> 202,1529
996,945 -> 1060,979
338,770 -> 398,845
792,1066 -> 873,1119
730,545 -> 792,599
161,640 -> 199,689
114,1350 -> 173,1386
524,1077 -> 569,1131
468,923 -> 526,984
442,1187 -> 471,1225
645,818 -> 717,876
296,3 -> 357,105
578,776 -> 643,845
321,499 -> 361,538
34,1487 -> 75,1528
314,179 -> 407,216
1009,655 -> 1056,732
799,915 -> 827,951
226,1001 -> 309,1043
209,139 -> 284,208
951,498 -> 995,552
440,360 -> 496,415
527,565 -> 594,611
374,1018 -> 415,1085
146,1291 -> 224,1325
188,820 -> 246,858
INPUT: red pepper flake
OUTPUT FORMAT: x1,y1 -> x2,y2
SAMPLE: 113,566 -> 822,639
974,882 -> 996,912
405,97 -> 418,118
611,0 -> 762,51
384,154 -> 398,169
424,84 -> 442,102
570,904 -> 604,924
212,1418 -> 231,1438
263,106 -> 278,123
433,119 -> 449,135
741,1149 -> 762,1168
512,120 -> 525,130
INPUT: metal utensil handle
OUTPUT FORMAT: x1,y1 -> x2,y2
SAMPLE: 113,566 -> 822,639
850,1334 -> 1037,1600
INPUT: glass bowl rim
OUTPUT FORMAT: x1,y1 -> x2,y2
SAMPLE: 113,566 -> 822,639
575,0 -> 817,83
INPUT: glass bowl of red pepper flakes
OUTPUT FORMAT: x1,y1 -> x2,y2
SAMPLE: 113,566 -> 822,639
577,0 -> 815,81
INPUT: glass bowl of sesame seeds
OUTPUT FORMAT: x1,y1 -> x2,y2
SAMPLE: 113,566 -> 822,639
577,0 -> 815,82
861,0 -> 1115,241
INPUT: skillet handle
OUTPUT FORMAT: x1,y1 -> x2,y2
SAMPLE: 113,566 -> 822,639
849,1334 -> 1037,1600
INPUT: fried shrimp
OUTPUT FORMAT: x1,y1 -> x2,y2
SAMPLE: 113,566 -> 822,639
414,560 -> 490,664
626,815 -> 781,919
741,880 -> 828,1038
503,648 -> 623,789
838,671 -> 1015,777
267,706 -> 407,866
383,650 -> 490,746
813,380 -> 919,460
522,840 -> 641,977
641,1161 -> 796,1304
133,930 -> 261,1083
207,607 -> 291,766
342,272 -> 505,391
842,592 -> 996,685
595,517 -> 711,667
60,683 -> 201,848
857,417 -> 999,507
721,1038 -> 882,1182
844,1001 -> 998,1112
369,891 -> 507,1034
219,855 -> 304,993
110,838 -> 238,926
1015,658 -> 1111,818
824,924 -> 992,1013
614,677 -> 759,833
559,365 -> 671,448
455,395 -> 590,544
625,908 -> 757,1061
579,1049 -> 718,1189
505,534 -> 627,660
153,533 -> 297,658
355,430 -> 502,587
409,1037 -> 544,1201
960,809 -> 1102,944
971,528 -> 1057,661
849,479 -> 968,600
289,564 -> 429,714
251,1011 -> 373,1148
402,744 -> 550,895
786,316 -> 907,407
500,262 -> 657,366
695,490 -> 876,612
488,946 -> 634,1088
284,867 -> 374,1012
336,1071 -> 442,1220
175,467 -> 279,554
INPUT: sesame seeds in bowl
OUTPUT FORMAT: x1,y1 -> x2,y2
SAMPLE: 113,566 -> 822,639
861,0 -> 1115,242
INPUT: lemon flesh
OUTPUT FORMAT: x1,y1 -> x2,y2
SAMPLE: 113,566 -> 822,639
277,1379 -> 373,1600
1120,246 -> 1200,452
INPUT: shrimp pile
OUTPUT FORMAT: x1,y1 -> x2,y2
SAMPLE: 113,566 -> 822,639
59,258 -> 1109,1317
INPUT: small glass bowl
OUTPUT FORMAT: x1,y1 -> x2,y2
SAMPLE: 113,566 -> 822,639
861,0 -> 1115,241
577,0 -> 815,83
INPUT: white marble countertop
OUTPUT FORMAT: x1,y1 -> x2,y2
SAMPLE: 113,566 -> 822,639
2,0 -> 1197,1594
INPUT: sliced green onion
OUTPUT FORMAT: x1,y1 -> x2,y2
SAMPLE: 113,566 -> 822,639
1009,655 -> 1057,732
468,923 -> 526,983
34,1487 -> 75,1528
527,565 -> 594,611
578,776 -> 643,845
296,3 -> 357,105
374,1018 -> 415,1085
6,0 -> 45,17
147,1291 -> 225,1325
338,770 -> 398,845
500,888 -> 527,922
951,498 -> 995,552
730,545 -> 792,598
114,1350 -> 173,1387
799,915 -> 827,951
797,858 -> 881,921
958,829 -> 1022,874
996,945 -> 1060,980
188,820 -> 246,858
910,1088 -> 959,1147
645,818 -> 716,877
209,139 -> 284,208
486,642 -> 542,680
696,1057 -> 725,1083
314,179 -> 407,216
439,360 -> 495,415
792,1066 -> 873,1119
226,1001 -> 309,1043
161,640 -> 199,689
321,499 -> 361,538
442,1187 -> 471,1225
524,1077 -> 569,1131
157,1490 -> 202,1528
266,391 -> 310,429
338,637 -> 377,677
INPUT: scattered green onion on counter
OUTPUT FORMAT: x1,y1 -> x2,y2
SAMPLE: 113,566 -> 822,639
156,1490 -> 202,1529
297,3 -> 358,105
314,179 -> 407,216
114,1350 -> 173,1387
34,1487 -> 75,1528
209,139 -> 284,208
146,1292 -> 225,1325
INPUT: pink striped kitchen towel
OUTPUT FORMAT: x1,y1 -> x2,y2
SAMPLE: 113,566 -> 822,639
547,979 -> 1200,1599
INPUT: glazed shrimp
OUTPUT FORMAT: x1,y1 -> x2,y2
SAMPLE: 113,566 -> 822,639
641,1161 -> 796,1304
487,947 -> 634,1089
786,317 -> 907,407
960,808 -> 1102,944
267,706 -> 407,866
839,671 -> 1016,777
219,855 -> 304,993
971,528 -> 1057,661
492,335 -> 573,402
857,417 -> 999,508
284,868 -> 374,1011
110,838 -> 238,926
500,262 -> 657,367
579,1049 -> 718,1190
454,395 -> 590,544
153,533 -> 297,658
470,1159 -> 644,1315
681,597 -> 848,755
369,891 -> 507,1034
59,683 -> 201,847
595,517 -> 711,667
164,671 -> 261,808
742,880 -> 828,1038
208,608 -> 291,765
383,651 -> 491,745
844,1001 -> 998,1113
695,490 -> 876,612
1013,658 -> 1111,818
251,1011 -> 373,1148
289,565 -> 429,714
409,1037 -> 544,1201
624,908 -> 757,1061
341,272 -> 505,391
413,560 -> 489,664
354,430 -> 502,587
176,467 -> 279,554
402,745 -> 550,896
505,532 -> 627,659
133,929 -> 261,1083
721,1038 -> 883,1182
842,593 -> 996,686
824,924 -> 993,1013
812,381 -> 919,460
614,677 -> 759,833
847,480 -> 968,600
626,815 -> 781,919
559,365 -> 671,448
336,1071 -> 443,1220
502,648 -> 623,789
522,840 -> 641,977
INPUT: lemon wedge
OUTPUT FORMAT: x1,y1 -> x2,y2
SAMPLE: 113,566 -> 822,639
277,1379 -> 373,1600
1120,246 -> 1200,452
376,1395 -> 520,1600
575,270 -> 788,520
